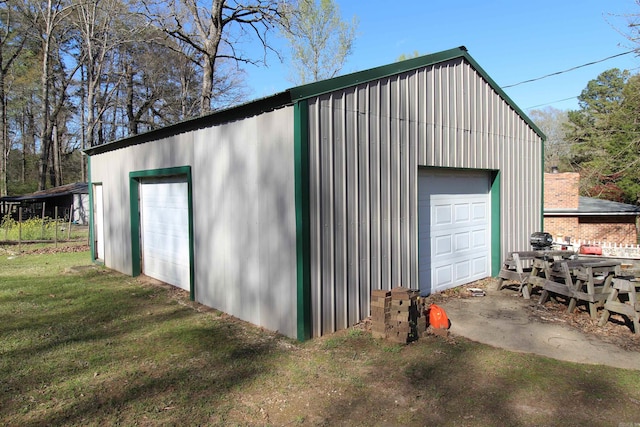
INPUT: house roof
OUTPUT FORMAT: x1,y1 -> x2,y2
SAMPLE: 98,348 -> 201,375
545,196 -> 640,216
0,182 -> 88,202
84,46 -> 545,157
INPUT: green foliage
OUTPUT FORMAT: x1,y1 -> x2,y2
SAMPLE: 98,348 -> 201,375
566,68 -> 640,204
0,216 -> 64,241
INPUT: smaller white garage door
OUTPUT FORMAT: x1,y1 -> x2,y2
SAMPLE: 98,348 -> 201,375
140,178 -> 190,291
419,169 -> 491,294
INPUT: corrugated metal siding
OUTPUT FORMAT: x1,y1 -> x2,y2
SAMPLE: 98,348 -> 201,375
90,106 -> 299,339
307,58 -> 542,337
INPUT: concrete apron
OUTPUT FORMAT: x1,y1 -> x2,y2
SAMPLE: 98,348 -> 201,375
437,290 -> 640,371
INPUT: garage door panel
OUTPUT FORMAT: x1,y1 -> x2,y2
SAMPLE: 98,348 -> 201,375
434,235 -> 452,256
434,265 -> 453,287
472,202 -> 487,221
455,261 -> 471,281
419,169 -> 491,294
454,204 -> 470,222
472,256 -> 489,276
454,232 -> 470,251
140,179 -> 190,291
472,229 -> 487,248
434,205 -> 452,225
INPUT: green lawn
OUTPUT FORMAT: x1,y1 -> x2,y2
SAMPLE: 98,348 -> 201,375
1,247 -> 639,426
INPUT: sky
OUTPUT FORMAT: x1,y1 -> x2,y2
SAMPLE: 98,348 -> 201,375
242,0 -> 640,113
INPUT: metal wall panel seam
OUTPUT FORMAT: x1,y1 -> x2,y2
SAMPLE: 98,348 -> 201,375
345,88 -> 361,325
337,91 -> 349,331
370,81 -> 381,291
322,94 -> 336,334
310,100 -> 323,337
390,74 -> 401,288
360,85 -> 371,320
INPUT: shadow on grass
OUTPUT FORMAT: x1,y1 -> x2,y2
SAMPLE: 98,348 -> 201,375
310,334 -> 637,427
0,267 -> 285,426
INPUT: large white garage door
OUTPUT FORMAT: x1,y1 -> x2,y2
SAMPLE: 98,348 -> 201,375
140,178 -> 190,291
418,169 -> 491,294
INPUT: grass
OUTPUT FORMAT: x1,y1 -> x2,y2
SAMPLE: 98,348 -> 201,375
1,246 -> 640,426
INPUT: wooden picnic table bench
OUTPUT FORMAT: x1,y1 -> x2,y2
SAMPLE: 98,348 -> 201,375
499,250 -> 575,299
538,259 -> 621,319
598,277 -> 640,335
495,251 -> 537,293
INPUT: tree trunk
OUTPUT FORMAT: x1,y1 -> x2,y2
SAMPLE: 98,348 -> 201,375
38,4 -> 53,191
0,59 -> 7,197
200,56 -> 213,115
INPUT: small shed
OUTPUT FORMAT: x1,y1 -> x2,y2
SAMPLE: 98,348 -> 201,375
0,182 -> 89,225
86,46 -> 545,340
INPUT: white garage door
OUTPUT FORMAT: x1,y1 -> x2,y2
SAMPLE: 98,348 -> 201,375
93,184 -> 105,261
418,169 -> 491,294
140,178 -> 190,291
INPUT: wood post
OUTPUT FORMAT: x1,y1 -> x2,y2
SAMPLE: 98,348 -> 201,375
55,206 -> 58,247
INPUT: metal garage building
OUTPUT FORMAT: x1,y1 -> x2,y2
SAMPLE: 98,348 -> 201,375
86,46 -> 545,340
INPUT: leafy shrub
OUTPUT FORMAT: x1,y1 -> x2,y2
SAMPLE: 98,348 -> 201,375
0,215 -> 65,241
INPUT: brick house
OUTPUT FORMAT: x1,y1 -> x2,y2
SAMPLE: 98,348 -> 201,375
544,172 -> 640,245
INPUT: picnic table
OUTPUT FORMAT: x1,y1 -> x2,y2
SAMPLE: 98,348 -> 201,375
537,259 -> 621,319
495,250 -> 575,299
598,277 -> 640,335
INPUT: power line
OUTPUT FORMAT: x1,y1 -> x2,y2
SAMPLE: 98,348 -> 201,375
525,96 -> 578,110
503,50 -> 637,88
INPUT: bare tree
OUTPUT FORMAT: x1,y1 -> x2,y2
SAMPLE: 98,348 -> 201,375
144,0 -> 287,115
528,107 -> 571,171
17,0 -> 81,190
0,0 -> 28,196
280,0 -> 357,84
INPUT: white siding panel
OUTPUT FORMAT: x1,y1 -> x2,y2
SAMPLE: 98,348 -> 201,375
90,106 -> 297,339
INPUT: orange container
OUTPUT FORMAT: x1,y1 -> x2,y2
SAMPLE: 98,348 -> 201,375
579,245 -> 602,255
429,304 -> 450,329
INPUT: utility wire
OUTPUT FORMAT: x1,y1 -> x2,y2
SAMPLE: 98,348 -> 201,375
503,50 -> 636,88
525,96 -> 578,110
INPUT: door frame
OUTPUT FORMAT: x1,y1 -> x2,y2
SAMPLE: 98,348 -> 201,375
129,166 -> 195,301
417,166 -> 501,294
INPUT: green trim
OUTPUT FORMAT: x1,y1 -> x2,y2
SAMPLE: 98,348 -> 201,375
290,46 -> 546,141
86,47 -> 545,160
129,176 -> 141,276
129,166 -> 195,301
490,171 -> 502,276
294,100 -> 312,341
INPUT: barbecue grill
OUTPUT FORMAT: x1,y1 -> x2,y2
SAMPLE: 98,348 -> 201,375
530,232 -> 553,250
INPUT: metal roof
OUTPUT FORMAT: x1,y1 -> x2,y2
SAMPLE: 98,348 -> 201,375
0,182 -> 88,202
85,46 -> 545,157
545,196 -> 640,216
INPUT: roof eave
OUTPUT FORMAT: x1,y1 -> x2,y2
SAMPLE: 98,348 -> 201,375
85,91 -> 293,156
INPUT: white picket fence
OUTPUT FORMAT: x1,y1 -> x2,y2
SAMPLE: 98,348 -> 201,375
560,238 -> 640,259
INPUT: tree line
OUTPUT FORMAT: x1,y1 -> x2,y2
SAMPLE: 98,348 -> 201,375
531,66 -> 640,206
0,0 -> 356,197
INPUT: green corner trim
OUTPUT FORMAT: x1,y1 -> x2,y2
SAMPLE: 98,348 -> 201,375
294,100 -> 312,341
129,166 -> 195,301
491,171 -> 501,276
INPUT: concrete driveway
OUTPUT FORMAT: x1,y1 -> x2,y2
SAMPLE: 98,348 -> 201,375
437,288 -> 640,371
